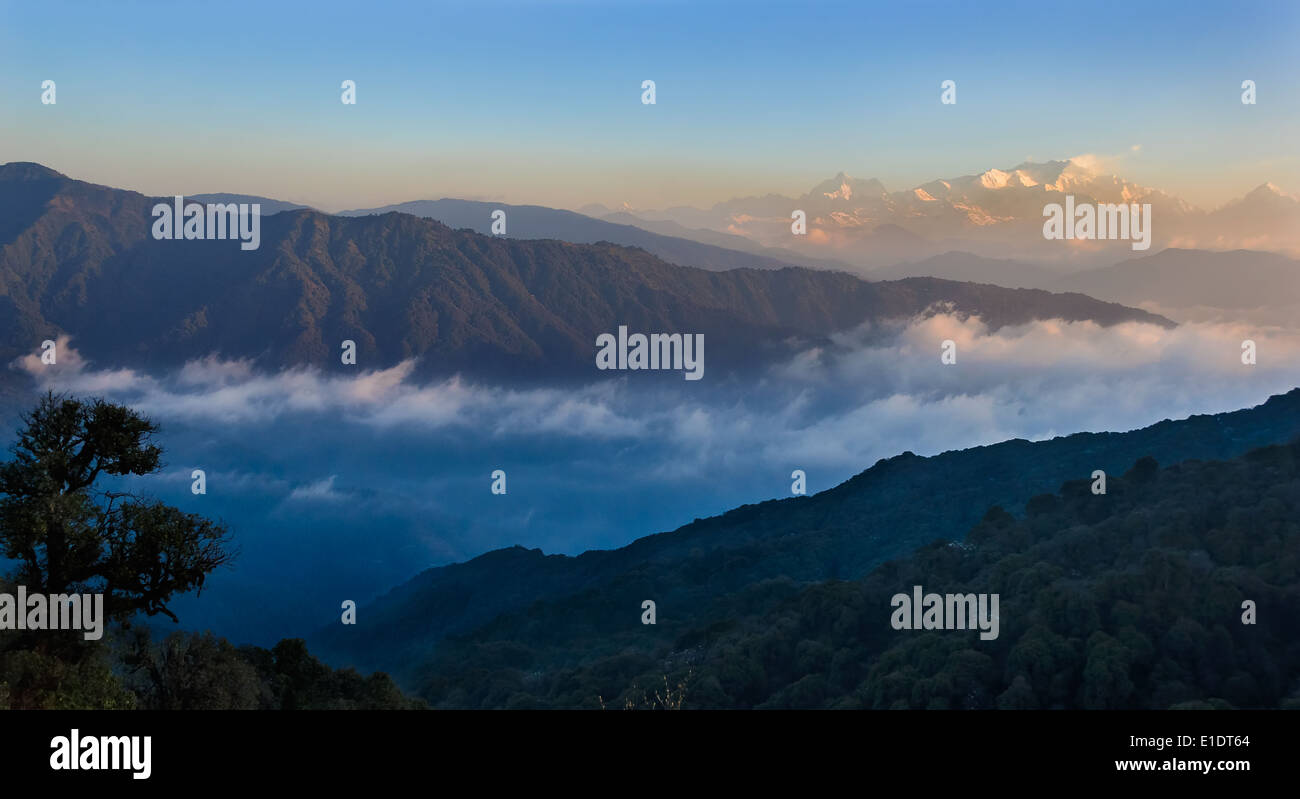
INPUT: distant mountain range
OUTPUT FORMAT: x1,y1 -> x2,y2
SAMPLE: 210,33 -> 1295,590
339,197 -> 1300,324
1055,248 -> 1300,323
311,387 -> 1300,693
338,198 -> 852,273
603,160 -> 1300,267
866,249 -> 1300,324
211,168 -> 1297,324
189,193 -> 314,216
0,162 -> 1171,381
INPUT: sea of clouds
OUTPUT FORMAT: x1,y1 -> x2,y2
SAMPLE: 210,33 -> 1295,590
7,314 -> 1299,645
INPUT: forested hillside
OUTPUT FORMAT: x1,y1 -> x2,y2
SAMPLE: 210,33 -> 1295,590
314,388 -> 1300,683
412,441 -> 1300,709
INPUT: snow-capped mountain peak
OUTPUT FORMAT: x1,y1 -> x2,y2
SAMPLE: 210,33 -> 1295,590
1252,181 -> 1293,199
808,172 -> 888,203
979,168 -> 1012,189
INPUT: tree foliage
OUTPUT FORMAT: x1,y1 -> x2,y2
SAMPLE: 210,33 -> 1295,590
0,393 -> 420,710
0,392 -> 234,624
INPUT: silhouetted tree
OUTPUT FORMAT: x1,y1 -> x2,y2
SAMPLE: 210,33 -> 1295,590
0,392 -> 234,625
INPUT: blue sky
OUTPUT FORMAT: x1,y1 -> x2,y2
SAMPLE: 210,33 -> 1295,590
1,0 -> 1296,210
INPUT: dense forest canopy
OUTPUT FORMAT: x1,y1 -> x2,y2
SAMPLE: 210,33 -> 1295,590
411,444 -> 1300,709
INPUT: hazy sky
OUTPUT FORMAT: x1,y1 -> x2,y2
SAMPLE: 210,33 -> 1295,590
1,0 -> 1297,212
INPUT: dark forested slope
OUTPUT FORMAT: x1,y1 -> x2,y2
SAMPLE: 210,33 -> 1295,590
410,441 -> 1300,709
313,389 -> 1300,694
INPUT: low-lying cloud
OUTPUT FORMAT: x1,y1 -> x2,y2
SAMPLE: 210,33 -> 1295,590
17,315 -> 1300,478
9,316 -> 1299,645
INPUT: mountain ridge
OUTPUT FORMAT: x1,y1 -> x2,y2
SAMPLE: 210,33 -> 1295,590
0,162 -> 1172,383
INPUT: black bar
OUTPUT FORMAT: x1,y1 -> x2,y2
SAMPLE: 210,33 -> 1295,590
5,710 -> 1284,786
